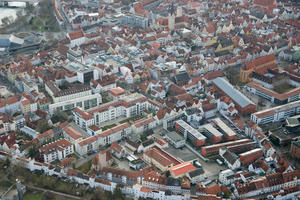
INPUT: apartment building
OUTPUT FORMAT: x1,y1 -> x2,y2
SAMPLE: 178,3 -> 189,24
46,81 -> 102,114
74,93 -> 148,127
175,120 -> 206,147
39,139 -> 74,163
251,100 -> 300,124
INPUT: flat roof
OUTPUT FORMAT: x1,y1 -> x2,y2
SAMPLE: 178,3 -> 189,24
213,77 -> 254,108
176,120 -> 206,140
201,124 -> 223,138
213,118 -> 236,137
166,131 -> 185,142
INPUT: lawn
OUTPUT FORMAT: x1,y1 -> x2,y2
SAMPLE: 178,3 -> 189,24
23,191 -> 43,200
119,115 -> 144,124
102,124 -> 117,131
273,82 -> 296,94
77,160 -> 92,174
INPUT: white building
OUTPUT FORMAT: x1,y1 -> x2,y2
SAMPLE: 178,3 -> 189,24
251,100 -> 300,124
74,93 -> 148,127
39,139 -> 74,163
131,117 -> 156,134
219,169 -> 235,185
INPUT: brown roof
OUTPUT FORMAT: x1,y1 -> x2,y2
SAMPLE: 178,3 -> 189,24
68,29 -> 84,40
40,139 -> 72,155
64,126 -> 83,140
77,136 -> 97,147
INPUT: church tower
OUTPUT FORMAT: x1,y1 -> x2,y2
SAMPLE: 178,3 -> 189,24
168,2 -> 175,30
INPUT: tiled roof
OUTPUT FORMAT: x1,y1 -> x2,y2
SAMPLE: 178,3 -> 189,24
68,29 -> 84,40
64,126 -> 83,140
168,162 -> 195,177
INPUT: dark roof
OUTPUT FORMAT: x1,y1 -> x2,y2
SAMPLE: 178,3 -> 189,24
174,72 -> 190,83
166,177 -> 181,186
189,168 -> 205,178
223,149 -> 239,165
218,37 -> 233,47
142,139 -> 154,147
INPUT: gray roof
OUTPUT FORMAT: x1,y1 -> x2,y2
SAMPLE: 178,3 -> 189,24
223,150 -> 239,165
189,168 -> 204,178
213,77 -> 254,108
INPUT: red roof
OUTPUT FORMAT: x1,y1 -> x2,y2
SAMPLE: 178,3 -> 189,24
168,162 -> 195,176
68,29 -> 84,40
64,126 -> 83,140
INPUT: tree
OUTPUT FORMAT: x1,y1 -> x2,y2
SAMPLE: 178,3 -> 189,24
112,185 -> 125,200
51,111 -> 68,124
140,133 -> 147,142
293,51 -> 300,63
28,145 -> 40,159
166,170 -> 171,178
36,119 -> 51,133
1,17 -> 11,26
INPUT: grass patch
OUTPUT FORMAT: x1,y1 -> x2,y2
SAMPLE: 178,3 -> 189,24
273,82 -> 296,94
23,191 -> 43,200
77,160 -> 92,174
102,124 -> 117,131
119,115 -> 144,124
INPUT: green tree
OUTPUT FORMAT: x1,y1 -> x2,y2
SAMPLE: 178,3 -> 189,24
28,145 -> 39,159
293,51 -> 300,62
140,133 -> 147,142
166,170 -> 171,178
112,185 -> 125,200
51,111 -> 68,123
36,119 -> 51,133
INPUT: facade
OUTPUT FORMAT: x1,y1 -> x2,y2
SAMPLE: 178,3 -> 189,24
121,12 -> 149,29
164,131 -> 185,149
46,81 -> 102,114
75,93 -> 148,126
131,117 -> 156,134
251,100 -> 300,124
39,139 -> 74,163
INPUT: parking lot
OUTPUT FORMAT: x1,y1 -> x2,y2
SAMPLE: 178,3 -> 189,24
163,145 -> 227,181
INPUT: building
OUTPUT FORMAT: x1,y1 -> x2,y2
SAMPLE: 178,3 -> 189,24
246,81 -> 300,105
290,141 -> 300,159
239,148 -> 263,166
168,162 -> 196,178
219,148 -> 241,170
39,139 -> 74,163
75,136 -> 98,156
74,93 -> 148,126
285,115 -> 300,133
164,131 -> 185,149
72,107 -> 95,130
68,29 -> 86,48
201,139 -> 252,156
240,54 -> 276,82
251,100 -> 300,124
46,81 -> 102,114
108,87 -> 126,100
131,117 -> 156,134
0,96 -> 20,114
199,124 -> 223,143
143,145 -> 182,171
63,126 -> 83,143
175,120 -> 206,147
219,169 -> 235,185
121,12 -> 149,29
210,118 -> 236,140
212,77 -> 256,115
